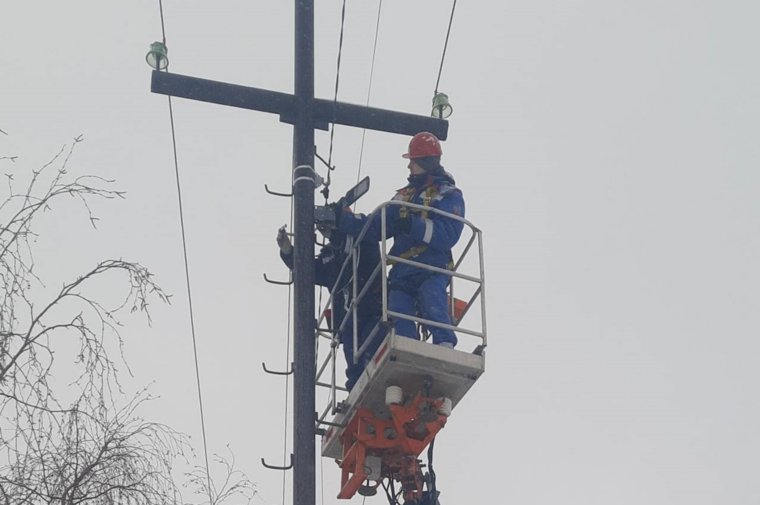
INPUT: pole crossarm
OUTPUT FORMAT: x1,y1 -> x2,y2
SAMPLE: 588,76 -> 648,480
148,11 -> 448,501
151,70 -> 449,139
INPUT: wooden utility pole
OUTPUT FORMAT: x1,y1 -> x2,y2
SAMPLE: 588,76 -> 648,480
150,2 -> 447,504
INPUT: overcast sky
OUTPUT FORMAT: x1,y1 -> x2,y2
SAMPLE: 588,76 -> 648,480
3,1 -> 760,504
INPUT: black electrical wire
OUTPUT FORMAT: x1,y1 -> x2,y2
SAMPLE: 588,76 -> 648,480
157,0 -> 213,502
356,0 -> 384,186
158,0 -> 167,44
319,454 -> 326,505
168,99 -> 213,505
392,478 -> 404,505
281,263 -> 293,505
434,0 -> 458,94
382,478 -> 401,505
324,0 -> 384,191
324,0 -> 348,198
427,438 -> 437,504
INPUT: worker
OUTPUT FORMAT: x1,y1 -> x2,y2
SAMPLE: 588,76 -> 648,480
276,224 -> 383,390
334,132 -> 464,348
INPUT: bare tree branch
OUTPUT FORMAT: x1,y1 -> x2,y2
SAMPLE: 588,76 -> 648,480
0,139 -> 254,504
184,448 -> 257,505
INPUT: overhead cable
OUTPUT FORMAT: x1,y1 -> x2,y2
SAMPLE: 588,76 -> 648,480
434,0 -> 458,94
157,0 -> 213,501
356,0 -> 384,185
280,264 -> 293,505
324,0 -> 348,200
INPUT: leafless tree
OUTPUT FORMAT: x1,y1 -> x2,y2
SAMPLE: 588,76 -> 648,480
184,449 -> 256,505
0,138 -> 253,504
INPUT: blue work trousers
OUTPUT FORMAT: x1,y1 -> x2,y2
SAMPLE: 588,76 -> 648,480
341,316 -> 383,391
388,271 -> 457,347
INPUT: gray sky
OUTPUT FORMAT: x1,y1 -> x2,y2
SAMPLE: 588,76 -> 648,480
3,1 -> 760,504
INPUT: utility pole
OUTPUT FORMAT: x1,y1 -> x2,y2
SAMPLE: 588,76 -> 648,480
292,2 -> 316,504
150,2 -> 447,504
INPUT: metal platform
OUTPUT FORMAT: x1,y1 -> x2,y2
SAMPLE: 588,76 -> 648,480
320,332 -> 485,460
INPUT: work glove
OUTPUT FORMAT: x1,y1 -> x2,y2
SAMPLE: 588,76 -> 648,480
393,216 -> 412,235
276,225 -> 293,254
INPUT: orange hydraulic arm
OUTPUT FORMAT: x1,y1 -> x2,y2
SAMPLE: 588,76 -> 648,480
337,387 -> 451,501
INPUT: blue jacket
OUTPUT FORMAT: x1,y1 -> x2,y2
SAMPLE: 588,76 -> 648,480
338,173 -> 465,280
280,232 -> 382,328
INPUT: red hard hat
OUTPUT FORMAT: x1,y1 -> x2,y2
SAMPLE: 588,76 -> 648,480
402,132 -> 442,159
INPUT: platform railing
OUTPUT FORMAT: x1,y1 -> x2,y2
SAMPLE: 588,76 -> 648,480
315,200 -> 486,431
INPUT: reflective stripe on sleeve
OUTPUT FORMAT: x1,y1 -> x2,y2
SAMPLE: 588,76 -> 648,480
422,218 -> 434,244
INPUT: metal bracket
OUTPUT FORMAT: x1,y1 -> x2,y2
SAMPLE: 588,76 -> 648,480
314,148 -> 335,171
263,272 -> 293,285
316,418 -> 347,429
313,147 -> 335,200
261,454 -> 293,471
262,361 -> 294,376
264,184 -> 292,197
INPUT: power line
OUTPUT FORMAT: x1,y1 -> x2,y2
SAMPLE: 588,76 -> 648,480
158,0 -> 167,45
434,0 -> 458,94
281,270 -> 293,505
356,0 -> 384,185
320,452 -> 325,505
325,0 -> 348,194
157,0 -> 213,501
167,86 -> 215,505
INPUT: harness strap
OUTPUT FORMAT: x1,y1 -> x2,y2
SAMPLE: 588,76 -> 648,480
389,186 -> 438,264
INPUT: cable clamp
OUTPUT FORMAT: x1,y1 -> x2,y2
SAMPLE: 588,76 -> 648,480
293,164 -> 324,189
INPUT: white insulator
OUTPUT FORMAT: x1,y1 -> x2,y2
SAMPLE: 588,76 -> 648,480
438,397 -> 452,417
385,385 -> 403,405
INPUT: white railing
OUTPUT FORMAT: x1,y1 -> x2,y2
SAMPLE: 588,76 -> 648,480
315,200 -> 487,430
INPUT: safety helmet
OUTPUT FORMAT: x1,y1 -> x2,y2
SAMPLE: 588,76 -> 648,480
402,132 -> 442,159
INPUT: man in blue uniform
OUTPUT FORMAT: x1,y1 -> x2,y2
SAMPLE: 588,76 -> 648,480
277,225 -> 383,390
335,132 -> 464,348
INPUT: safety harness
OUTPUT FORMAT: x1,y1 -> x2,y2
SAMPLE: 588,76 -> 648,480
390,185 -> 437,263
